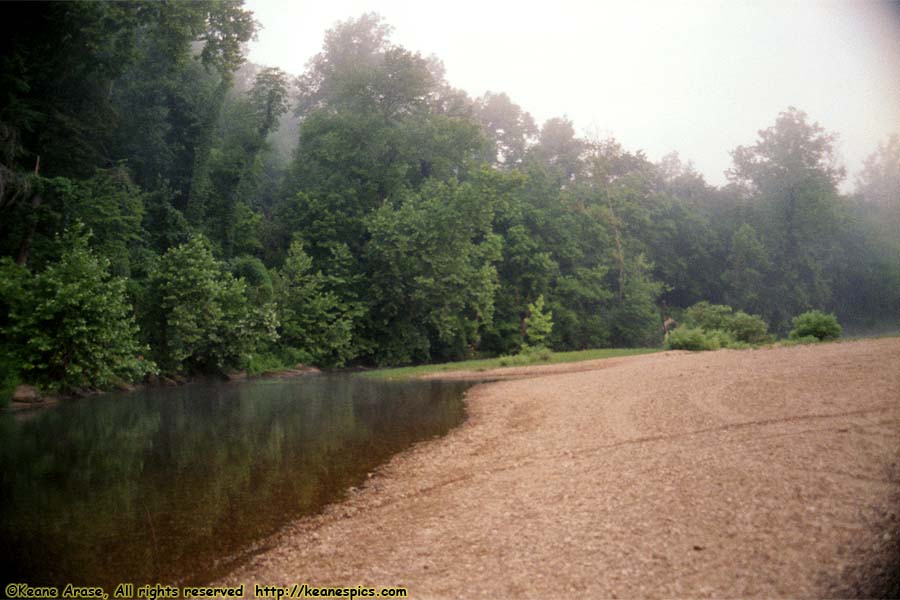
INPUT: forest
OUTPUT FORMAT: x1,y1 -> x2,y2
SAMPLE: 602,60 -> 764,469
1,2 -> 898,396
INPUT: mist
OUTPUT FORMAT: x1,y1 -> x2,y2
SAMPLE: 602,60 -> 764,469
245,0 -> 900,190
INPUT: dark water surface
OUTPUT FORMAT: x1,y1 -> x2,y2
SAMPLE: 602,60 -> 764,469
0,375 -> 471,589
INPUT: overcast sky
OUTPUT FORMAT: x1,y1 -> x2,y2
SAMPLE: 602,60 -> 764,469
245,0 -> 900,188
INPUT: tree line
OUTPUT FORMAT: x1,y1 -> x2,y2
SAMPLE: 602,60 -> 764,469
1,4 -> 898,394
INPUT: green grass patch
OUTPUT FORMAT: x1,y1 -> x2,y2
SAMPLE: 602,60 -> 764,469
362,347 -> 661,381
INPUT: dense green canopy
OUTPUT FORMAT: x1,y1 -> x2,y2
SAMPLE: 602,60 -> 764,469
1,5 -> 897,393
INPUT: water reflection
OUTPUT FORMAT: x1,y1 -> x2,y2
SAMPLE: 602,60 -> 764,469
0,375 -> 470,588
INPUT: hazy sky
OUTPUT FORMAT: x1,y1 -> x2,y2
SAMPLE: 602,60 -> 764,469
245,0 -> 900,188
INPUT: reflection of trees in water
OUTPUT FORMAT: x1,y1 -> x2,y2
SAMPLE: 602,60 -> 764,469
0,377 -> 468,588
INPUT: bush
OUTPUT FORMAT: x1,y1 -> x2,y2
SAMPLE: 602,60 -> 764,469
665,327 -> 720,351
708,329 -> 737,349
728,311 -> 771,344
497,345 -> 553,366
683,301 -> 734,331
780,335 -> 820,346
246,352 -> 287,376
790,310 -> 842,341
682,301 -> 773,346
724,340 -> 753,350
1,230 -> 156,392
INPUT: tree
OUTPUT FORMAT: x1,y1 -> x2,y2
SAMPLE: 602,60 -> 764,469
528,118 -> 585,183
524,295 -> 553,347
722,223 -> 771,316
475,92 -> 537,167
147,235 -> 276,373
1,226 -> 154,391
282,13 -> 484,254
54,168 -> 146,276
202,67 -> 290,257
834,135 -> 900,327
856,134 -> 900,209
276,240 -> 360,367
727,107 -> 847,329
363,174 -> 503,365
607,255 -> 664,347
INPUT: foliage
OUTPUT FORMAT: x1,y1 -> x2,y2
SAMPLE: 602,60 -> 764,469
683,301 -> 772,345
723,224 -> 770,316
727,311 -> 772,344
52,168 -> 146,276
683,301 -> 735,331
524,295 -> 553,348
608,255 -> 665,347
0,347 -> 20,406
275,240 -> 359,367
0,229 -> 154,391
789,310 -> 842,341
0,7 -> 898,387
245,350 -> 298,376
363,174 -> 502,365
365,347 -> 660,380
498,345 -> 553,367
779,335 -> 821,347
147,235 -> 277,373
665,327 -> 722,351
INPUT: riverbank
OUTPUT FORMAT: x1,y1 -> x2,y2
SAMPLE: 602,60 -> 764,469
221,338 -> 900,597
362,347 -> 661,380
4,364 -> 321,413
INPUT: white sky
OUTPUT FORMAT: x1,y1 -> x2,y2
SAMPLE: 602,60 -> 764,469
245,0 -> 900,188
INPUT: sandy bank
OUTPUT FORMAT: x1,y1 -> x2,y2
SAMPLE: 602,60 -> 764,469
221,338 -> 900,598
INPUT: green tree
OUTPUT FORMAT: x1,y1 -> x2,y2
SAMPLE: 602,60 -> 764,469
147,235 -> 276,373
363,174 -> 502,365
475,91 -> 537,168
727,107 -> 846,329
608,255 -> 664,347
276,240 -> 360,367
723,223 -> 771,316
836,136 -> 900,328
1,227 -> 154,391
524,295 -> 553,347
528,118 -> 585,183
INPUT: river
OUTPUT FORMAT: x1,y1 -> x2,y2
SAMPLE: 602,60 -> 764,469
0,375 -> 471,589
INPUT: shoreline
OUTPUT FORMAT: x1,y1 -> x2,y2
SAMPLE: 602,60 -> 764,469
219,338 -> 900,598
4,364 -> 322,414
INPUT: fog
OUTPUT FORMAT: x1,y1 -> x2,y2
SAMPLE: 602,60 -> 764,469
246,0 -> 900,188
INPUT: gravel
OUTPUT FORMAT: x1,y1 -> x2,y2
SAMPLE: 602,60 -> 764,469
220,338 -> 900,598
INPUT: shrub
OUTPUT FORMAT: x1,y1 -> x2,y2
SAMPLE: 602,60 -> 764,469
708,329 -> 737,349
523,345 -> 553,362
665,327 -> 720,351
727,311 -> 771,344
683,301 -> 734,331
246,352 -> 288,376
724,340 -> 752,350
1,230 -> 156,392
790,310 -> 842,341
497,344 -> 553,366
682,301 -> 773,346
780,335 -> 820,346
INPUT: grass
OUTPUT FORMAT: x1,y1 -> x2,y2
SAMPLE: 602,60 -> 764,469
362,347 -> 661,381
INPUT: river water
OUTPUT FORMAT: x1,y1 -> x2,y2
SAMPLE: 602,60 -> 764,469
0,375 -> 471,589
